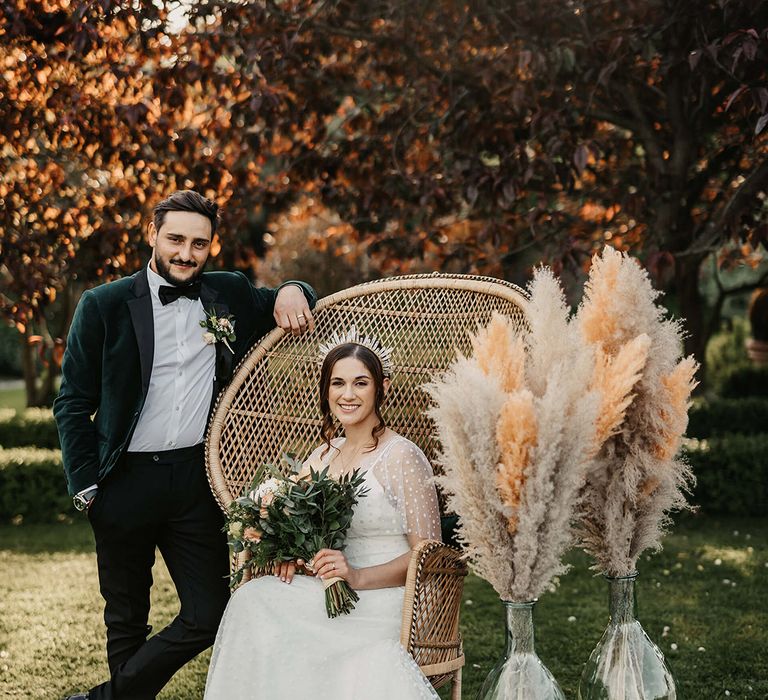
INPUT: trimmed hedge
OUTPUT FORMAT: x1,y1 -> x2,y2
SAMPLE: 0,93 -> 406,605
684,434 -> 768,516
687,397 -> 768,439
0,323 -> 22,376
1,434 -> 764,523
0,447 -> 72,523
0,407 -> 59,449
705,317 -> 752,396
720,365 -> 768,398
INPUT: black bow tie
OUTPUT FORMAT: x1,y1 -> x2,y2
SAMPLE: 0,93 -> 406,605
158,281 -> 202,306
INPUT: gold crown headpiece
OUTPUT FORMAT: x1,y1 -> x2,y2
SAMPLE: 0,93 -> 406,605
318,325 -> 394,377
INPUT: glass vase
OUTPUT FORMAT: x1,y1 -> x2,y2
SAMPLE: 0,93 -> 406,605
478,600 -> 566,700
578,573 -> 676,699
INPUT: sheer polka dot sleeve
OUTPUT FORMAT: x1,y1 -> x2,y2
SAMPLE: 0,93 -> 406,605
373,438 -> 441,541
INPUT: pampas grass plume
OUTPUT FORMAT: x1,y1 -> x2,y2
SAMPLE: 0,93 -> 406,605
576,245 -> 698,576
579,246 -> 624,352
590,333 -> 650,454
496,390 -> 537,533
471,312 -> 526,393
655,356 -> 699,461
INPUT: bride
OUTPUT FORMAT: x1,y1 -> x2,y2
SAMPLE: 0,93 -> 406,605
204,332 -> 442,699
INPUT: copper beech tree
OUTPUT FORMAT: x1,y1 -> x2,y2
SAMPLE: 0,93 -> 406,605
0,1 -> 251,404
2,0 -> 767,404
187,0 -> 767,381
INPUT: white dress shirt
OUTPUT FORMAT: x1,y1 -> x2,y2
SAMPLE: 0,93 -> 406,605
127,264 -> 216,451
78,265 -> 216,500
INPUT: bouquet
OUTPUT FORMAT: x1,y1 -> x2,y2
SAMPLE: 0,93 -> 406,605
225,455 -> 369,617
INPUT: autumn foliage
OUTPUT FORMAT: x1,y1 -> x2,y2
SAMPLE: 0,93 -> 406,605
1,1 -> 767,404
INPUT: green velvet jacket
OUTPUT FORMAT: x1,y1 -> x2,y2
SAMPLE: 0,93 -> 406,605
53,267 -> 316,495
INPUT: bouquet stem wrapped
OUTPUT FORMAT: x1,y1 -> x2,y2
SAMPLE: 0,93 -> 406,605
322,575 -> 359,617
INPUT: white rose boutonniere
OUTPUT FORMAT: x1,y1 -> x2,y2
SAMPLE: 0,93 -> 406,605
200,309 -> 236,353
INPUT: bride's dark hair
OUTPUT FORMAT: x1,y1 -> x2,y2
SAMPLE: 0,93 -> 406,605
319,342 -> 388,457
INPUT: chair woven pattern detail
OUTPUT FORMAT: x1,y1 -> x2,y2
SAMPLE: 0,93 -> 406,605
400,540 -> 468,690
206,274 -> 528,510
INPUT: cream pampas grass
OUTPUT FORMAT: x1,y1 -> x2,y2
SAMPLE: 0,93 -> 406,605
576,246 -> 698,576
427,247 -> 695,597
428,269 -> 619,602
427,354 -> 515,596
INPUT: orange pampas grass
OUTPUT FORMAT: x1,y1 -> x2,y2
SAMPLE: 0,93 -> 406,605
496,391 -> 537,533
590,334 -> 651,453
655,357 -> 699,461
579,242 -> 638,355
471,312 -> 526,393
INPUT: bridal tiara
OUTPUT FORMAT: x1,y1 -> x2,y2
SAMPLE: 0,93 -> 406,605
318,325 -> 394,377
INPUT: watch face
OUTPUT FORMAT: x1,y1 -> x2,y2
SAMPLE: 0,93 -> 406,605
73,495 -> 88,512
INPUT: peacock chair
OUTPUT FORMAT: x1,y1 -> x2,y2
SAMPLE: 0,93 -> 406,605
206,272 -> 529,699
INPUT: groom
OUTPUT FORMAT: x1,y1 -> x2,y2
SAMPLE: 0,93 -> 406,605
53,190 -> 316,700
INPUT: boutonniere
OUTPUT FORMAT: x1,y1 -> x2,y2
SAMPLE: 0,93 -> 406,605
200,308 -> 236,353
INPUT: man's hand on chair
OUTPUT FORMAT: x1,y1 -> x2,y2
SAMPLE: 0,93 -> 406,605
274,285 -> 315,336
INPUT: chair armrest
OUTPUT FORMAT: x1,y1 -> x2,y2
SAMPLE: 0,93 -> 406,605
400,539 -> 468,678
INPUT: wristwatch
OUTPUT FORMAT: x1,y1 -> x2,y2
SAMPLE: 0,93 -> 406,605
73,493 -> 90,511
73,486 -> 98,512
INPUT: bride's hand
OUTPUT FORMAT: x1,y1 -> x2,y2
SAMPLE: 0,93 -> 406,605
274,558 -> 306,584
310,549 -> 358,587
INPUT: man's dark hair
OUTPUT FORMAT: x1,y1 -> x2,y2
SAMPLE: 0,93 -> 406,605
152,190 -> 219,237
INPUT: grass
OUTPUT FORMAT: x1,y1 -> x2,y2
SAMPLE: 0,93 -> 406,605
0,387 -> 26,413
461,514 -> 768,699
0,516 -> 765,700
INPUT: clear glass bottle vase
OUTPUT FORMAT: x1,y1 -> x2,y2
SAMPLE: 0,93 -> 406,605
578,573 -> 676,699
478,600 -> 566,700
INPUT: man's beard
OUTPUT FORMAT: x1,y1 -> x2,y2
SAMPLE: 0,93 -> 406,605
154,254 -> 205,287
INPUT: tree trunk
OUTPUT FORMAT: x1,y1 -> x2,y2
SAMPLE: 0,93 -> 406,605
20,331 -> 44,408
675,254 -> 708,391
19,325 -> 60,408
17,280 -> 81,408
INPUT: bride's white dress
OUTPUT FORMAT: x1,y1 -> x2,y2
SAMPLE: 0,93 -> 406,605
204,435 -> 442,699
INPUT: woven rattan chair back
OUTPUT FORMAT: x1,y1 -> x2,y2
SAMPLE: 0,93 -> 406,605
207,272 -> 528,507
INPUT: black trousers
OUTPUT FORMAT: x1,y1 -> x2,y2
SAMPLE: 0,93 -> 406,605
87,444 -> 230,700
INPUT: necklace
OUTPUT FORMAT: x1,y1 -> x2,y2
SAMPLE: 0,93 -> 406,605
334,439 -> 370,475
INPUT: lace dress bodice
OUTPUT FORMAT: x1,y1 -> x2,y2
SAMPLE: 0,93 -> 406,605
304,435 -> 441,568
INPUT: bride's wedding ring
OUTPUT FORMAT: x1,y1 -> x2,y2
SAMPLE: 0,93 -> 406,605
297,314 -> 305,319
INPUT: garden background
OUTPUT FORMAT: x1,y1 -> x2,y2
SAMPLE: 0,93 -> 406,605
1,1 -> 767,698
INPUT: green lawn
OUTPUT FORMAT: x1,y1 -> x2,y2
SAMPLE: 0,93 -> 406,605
0,386 -> 26,413
0,515 -> 765,699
